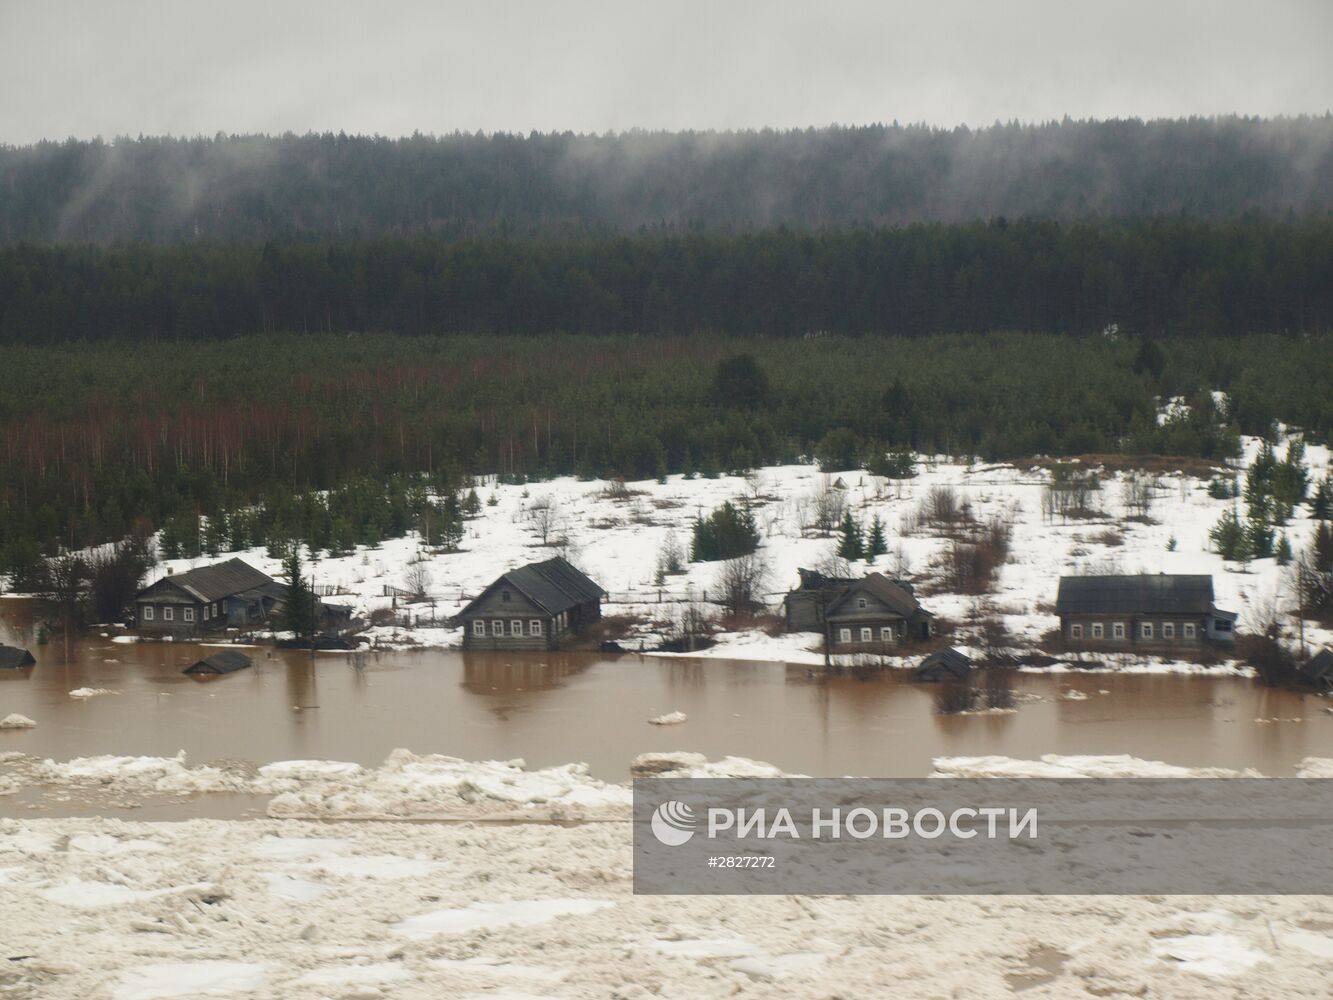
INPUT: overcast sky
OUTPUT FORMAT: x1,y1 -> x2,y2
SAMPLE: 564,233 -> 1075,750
2,0 -> 1330,144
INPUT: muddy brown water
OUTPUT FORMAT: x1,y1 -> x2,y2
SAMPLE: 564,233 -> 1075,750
3,601 -> 1332,819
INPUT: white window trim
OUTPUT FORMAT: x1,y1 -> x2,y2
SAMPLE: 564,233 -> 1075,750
857,598 -> 867,609
1112,622 -> 1126,639
491,620 -> 503,635
860,627 -> 873,642
1091,622 -> 1104,639
530,619 -> 543,635
163,607 -> 174,621
1141,622 -> 1154,639
511,619 -> 523,635
473,620 -> 485,636
1183,622 -> 1196,639
1070,623 -> 1083,639
880,626 -> 893,642
143,606 -> 154,621
838,628 -> 852,643
1162,622 -> 1175,639
183,607 -> 195,622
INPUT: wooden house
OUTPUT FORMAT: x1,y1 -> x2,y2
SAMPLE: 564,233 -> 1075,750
0,645 -> 36,669
1054,574 -> 1237,650
458,557 -> 605,651
914,647 -> 971,682
785,569 -> 934,652
133,558 -> 300,637
183,650 -> 253,676
1300,649 -> 1333,691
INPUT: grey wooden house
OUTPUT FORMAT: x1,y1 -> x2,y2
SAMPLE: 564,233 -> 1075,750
784,569 -> 934,652
914,647 -> 972,682
133,558 -> 299,637
1054,574 -> 1237,650
458,557 -> 605,651
184,650 -> 253,676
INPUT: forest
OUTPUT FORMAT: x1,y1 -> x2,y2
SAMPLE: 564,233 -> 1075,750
2,218 -> 1332,342
1,117 -> 1331,243
2,330 -> 1330,583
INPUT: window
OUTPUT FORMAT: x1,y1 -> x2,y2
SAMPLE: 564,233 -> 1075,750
473,621 -> 485,636
1091,622 -> 1104,639
530,620 -> 543,636
143,606 -> 154,621
491,620 -> 503,635
1141,622 -> 1154,639
163,607 -> 174,621
857,598 -> 868,610
1183,622 -> 1196,639
209,603 -> 216,618
511,620 -> 523,636
880,627 -> 894,642
860,627 -> 873,642
1070,624 -> 1083,639
838,628 -> 852,643
1214,618 -> 1233,632
1112,622 -> 1126,639
502,590 -> 511,602
183,607 -> 195,623
1162,622 -> 1175,639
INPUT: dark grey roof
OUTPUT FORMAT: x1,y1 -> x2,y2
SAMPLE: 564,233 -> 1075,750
1301,649 -> 1333,683
183,650 -> 253,675
827,573 -> 926,619
1055,575 -> 1217,616
141,558 -> 274,604
915,647 -> 971,680
0,645 -> 36,669
463,557 -> 605,617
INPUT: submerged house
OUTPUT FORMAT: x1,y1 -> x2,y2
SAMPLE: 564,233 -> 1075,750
183,650 -> 253,676
1054,574 -> 1237,649
133,558 -> 300,637
0,645 -> 36,669
458,557 -> 605,651
1300,649 -> 1333,691
784,569 -> 934,652
914,647 -> 972,682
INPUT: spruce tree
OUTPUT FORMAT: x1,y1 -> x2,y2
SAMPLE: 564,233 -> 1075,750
837,512 -> 864,561
866,514 -> 888,559
282,543 -> 317,641
1275,533 -> 1292,566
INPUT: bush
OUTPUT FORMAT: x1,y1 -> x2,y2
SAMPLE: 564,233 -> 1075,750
691,502 -> 760,562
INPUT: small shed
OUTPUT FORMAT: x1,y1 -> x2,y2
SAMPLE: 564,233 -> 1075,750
914,647 -> 971,682
0,645 -> 36,669
183,650 -> 253,676
1300,649 -> 1333,691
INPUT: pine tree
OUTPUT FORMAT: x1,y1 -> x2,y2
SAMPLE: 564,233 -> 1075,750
837,512 -> 864,561
1275,532 -> 1292,566
1309,475 -> 1332,521
282,543 -> 317,641
866,514 -> 888,559
1209,509 -> 1249,561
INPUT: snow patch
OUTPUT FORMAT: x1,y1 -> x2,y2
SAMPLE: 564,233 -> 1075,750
112,962 -> 269,1000
391,898 -> 615,939
648,710 -> 687,725
0,713 -> 36,729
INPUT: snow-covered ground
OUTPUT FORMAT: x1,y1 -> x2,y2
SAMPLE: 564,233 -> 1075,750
141,434 -> 1332,671
3,750 -> 1333,999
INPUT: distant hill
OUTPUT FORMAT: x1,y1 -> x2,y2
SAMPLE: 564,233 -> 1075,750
2,117 -> 1331,244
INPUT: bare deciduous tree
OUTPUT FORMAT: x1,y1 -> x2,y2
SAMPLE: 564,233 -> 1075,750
529,495 -> 559,545
717,552 -> 770,616
402,560 -> 432,601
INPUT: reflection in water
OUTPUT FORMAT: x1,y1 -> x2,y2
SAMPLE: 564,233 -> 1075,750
2,599 -> 1332,803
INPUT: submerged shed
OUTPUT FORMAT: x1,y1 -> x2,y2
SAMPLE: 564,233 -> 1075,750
1300,649 -> 1333,690
914,647 -> 972,682
183,650 -> 253,676
0,645 -> 36,669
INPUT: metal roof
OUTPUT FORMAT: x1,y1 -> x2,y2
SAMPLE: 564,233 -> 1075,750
183,650 -> 253,675
915,646 -> 971,680
463,557 -> 605,617
141,558 -> 274,604
1055,575 -> 1216,616
826,573 -> 926,619
0,645 -> 36,669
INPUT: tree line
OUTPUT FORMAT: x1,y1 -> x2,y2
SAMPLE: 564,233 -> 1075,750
2,118 -> 1330,243
1,331 -> 1330,580
2,218 -> 1332,343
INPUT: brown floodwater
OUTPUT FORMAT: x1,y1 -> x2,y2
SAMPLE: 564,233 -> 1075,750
3,600 -> 1332,816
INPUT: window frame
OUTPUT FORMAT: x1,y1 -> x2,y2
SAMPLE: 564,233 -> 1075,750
143,605 -> 154,621
1141,621 -> 1154,639
163,606 -> 174,621
183,607 -> 195,623
1183,622 -> 1196,639
880,626 -> 893,642
838,627 -> 852,643
511,619 -> 523,636
1091,622 -> 1104,639
857,598 -> 868,610
491,620 -> 504,636
472,620 -> 485,636
530,619 -> 543,636
1112,622 -> 1126,639
860,627 -> 873,642
1162,622 -> 1176,639
1070,623 -> 1083,639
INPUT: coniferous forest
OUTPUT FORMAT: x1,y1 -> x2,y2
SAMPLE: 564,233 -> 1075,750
1,118 -> 1331,575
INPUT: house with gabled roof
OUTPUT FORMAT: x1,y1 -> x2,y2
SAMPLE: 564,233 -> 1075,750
133,557 -> 294,636
784,569 -> 934,652
1054,574 -> 1237,649
458,557 -> 606,650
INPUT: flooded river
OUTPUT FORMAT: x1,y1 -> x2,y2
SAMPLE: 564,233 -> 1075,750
3,602 -> 1332,804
